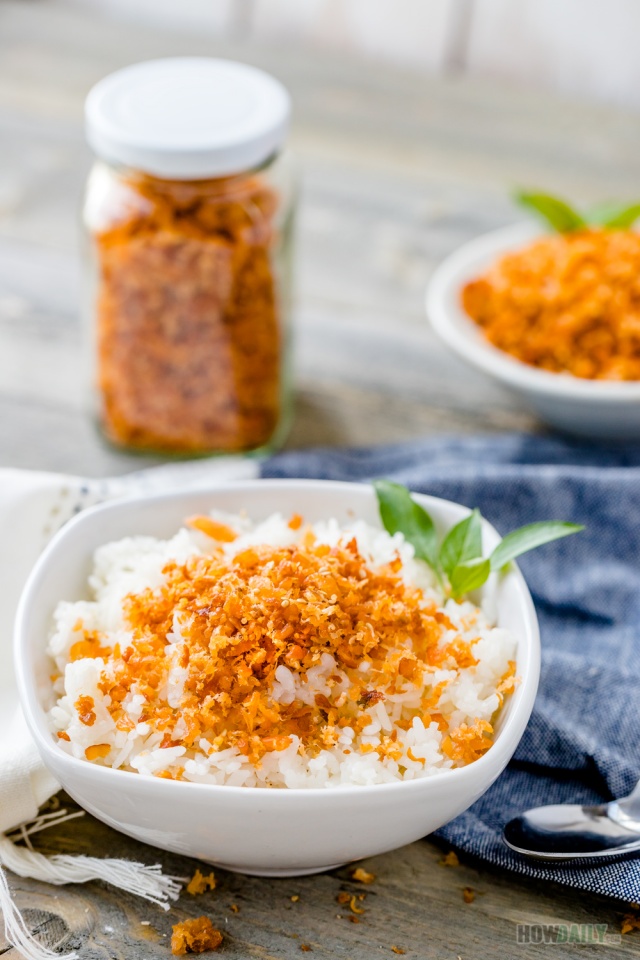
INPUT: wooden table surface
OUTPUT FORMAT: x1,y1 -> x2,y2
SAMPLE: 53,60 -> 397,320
2,2 -> 640,957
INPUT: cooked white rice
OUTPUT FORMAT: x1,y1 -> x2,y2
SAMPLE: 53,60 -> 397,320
47,511 -> 516,788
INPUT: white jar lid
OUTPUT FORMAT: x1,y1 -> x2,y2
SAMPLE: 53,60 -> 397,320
85,57 -> 291,180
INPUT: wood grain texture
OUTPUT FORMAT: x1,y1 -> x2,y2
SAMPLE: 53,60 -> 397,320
5,795 -> 639,959
1,4 -> 640,956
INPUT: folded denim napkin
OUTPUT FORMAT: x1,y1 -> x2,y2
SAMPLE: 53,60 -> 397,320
262,433 -> 640,903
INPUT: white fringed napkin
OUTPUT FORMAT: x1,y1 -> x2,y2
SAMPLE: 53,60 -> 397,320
0,458 -> 257,959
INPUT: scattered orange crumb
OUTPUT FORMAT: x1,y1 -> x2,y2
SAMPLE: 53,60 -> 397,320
406,747 -> 426,765
171,917 -> 223,955
57,731 -> 71,742
349,894 -> 365,915
351,867 -> 376,885
84,744 -> 110,761
496,660 -> 518,699
300,946 -> 312,953
462,887 -> 476,904
186,869 -> 217,896
439,851 -> 459,867
336,892 -> 351,905
290,895 -> 300,902
70,635 -> 111,662
186,516 -> 237,542
229,904 -> 240,914
351,867 -> 376,883
288,513 -> 303,530
622,913 -> 640,935
348,916 -> 360,924
391,949 -> 406,956
75,695 -> 96,727
442,719 -> 493,765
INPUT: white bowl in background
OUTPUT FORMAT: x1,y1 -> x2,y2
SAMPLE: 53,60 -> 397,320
427,222 -> 640,440
15,479 -> 540,876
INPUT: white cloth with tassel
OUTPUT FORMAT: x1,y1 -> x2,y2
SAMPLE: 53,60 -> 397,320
0,457 -> 258,960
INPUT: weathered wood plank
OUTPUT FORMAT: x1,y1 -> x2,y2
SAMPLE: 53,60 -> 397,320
6,795 -> 638,960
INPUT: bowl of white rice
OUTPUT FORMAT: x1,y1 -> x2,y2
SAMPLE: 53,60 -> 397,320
15,479 -> 540,876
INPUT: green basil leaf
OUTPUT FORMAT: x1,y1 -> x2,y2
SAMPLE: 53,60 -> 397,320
587,201 -> 640,230
439,509 -> 483,578
449,557 -> 491,600
490,521 -> 584,572
374,480 -> 439,571
514,190 -> 586,233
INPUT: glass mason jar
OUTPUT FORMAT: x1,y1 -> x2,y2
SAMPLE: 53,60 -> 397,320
82,59 -> 295,456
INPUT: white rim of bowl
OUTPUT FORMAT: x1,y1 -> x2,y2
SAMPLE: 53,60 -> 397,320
14,478 -> 540,798
426,222 -> 640,403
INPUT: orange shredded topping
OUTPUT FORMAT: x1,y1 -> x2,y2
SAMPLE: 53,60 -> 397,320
497,660 -> 518,698
391,949 -> 406,956
94,172 -> 282,454
75,696 -> 96,726
462,886 -> 476,904
288,513 -> 303,530
57,731 -> 70,742
186,869 -> 217,896
351,867 -> 376,884
462,229 -> 640,381
171,917 -> 223,955
69,633 -> 112,662
65,527 -> 515,779
84,744 -> 110,761
186,516 -> 238,543
441,720 -> 494,765
230,903 -> 239,913
97,539 -> 473,765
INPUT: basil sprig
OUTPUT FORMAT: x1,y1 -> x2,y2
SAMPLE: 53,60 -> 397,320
374,480 -> 440,573
374,481 -> 583,601
515,190 -> 640,234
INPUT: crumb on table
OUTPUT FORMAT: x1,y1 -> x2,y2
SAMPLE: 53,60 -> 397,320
622,913 -> 640,935
186,869 -> 217,896
439,850 -> 459,867
351,867 -> 376,884
171,917 -> 223,955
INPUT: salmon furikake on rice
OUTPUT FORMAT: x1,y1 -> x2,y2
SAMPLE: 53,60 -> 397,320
47,511 -> 517,787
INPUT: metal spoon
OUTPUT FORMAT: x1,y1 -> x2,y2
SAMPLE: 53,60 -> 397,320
503,782 -> 640,860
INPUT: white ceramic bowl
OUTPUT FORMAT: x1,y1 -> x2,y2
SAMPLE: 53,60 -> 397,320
427,222 -> 640,440
15,479 -> 540,877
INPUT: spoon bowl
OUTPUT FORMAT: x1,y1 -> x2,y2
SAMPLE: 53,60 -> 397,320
504,787 -> 640,861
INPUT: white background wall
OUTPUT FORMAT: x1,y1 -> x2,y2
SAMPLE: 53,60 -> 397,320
78,0 -> 640,110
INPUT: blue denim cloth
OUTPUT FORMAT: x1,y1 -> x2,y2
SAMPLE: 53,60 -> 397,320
262,434 -> 640,902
